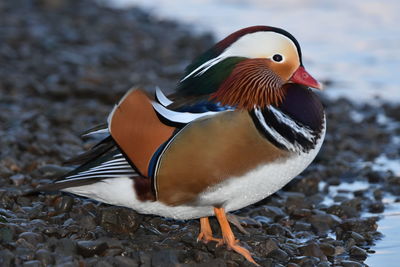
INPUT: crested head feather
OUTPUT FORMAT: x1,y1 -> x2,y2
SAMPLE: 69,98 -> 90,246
175,26 -> 306,110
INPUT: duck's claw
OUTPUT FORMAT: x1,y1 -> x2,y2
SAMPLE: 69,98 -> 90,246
214,207 -> 259,266
197,217 -> 223,246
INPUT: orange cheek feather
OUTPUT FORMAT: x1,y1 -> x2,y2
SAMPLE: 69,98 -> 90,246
211,58 -> 286,109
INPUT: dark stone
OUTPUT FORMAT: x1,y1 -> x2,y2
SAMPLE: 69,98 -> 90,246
319,243 -> 335,256
10,174 -> 26,186
366,170 -> 387,183
35,248 -> 54,266
192,250 -> 211,263
98,206 -> 142,235
291,208 -> 312,219
262,206 -> 286,220
291,256 -> 320,266
341,260 -> 363,267
298,243 -> 327,261
348,231 -> 366,246
94,260 -> 113,267
317,261 -> 331,267
285,177 -> 320,196
15,247 -> 35,261
54,238 -> 76,256
339,217 -> 378,234
0,223 -> 15,243
54,195 -> 74,214
151,250 -> 180,267
266,223 -> 293,237
78,215 -> 97,231
76,240 -> 109,257
258,238 -> 280,256
0,249 -> 14,266
308,213 -> 342,234
18,232 -> 44,246
267,248 -> 289,262
114,256 -> 139,267
22,260 -> 41,267
368,202 -> 384,213
349,246 -> 367,260
294,222 -> 312,232
373,189 -> 383,201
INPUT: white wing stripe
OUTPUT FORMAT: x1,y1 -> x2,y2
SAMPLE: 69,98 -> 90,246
151,101 -> 220,124
57,174 -> 136,183
67,169 -> 134,178
155,87 -> 173,106
70,166 -> 133,176
82,128 -> 109,137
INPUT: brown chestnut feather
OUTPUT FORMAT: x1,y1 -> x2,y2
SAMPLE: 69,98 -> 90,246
211,58 -> 286,109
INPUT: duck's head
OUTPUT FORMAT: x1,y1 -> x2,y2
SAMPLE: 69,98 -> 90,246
177,26 -> 322,109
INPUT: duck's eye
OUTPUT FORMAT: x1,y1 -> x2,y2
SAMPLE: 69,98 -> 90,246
272,54 -> 283,62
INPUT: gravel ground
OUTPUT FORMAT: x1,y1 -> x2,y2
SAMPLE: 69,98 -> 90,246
1,0 -> 399,266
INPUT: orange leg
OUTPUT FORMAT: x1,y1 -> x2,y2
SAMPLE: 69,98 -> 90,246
197,217 -> 223,245
214,207 -> 259,266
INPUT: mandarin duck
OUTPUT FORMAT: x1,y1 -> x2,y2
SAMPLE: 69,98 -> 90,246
39,26 -> 325,265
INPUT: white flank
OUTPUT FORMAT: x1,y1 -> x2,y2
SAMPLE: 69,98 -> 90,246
62,177 -> 215,219
155,86 -> 173,106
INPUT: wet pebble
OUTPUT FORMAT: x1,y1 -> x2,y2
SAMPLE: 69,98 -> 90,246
76,240 -> 108,257
0,249 -> 14,266
298,242 -> 326,261
98,206 -> 142,235
35,248 -> 54,266
368,202 -> 384,213
319,243 -> 335,256
267,248 -> 289,262
18,232 -> 44,246
341,260 -> 363,267
0,223 -> 15,243
349,246 -> 368,260
10,174 -> 26,186
111,255 -> 138,267
262,206 -> 286,221
293,221 -> 311,232
308,213 -> 341,234
22,260 -> 42,267
151,249 -> 181,266
54,195 -> 74,214
54,238 -> 76,256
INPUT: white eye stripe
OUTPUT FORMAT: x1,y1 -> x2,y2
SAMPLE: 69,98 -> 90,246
180,31 -> 299,82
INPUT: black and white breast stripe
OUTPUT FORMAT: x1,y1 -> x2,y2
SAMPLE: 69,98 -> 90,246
250,106 -> 322,153
57,153 -> 136,183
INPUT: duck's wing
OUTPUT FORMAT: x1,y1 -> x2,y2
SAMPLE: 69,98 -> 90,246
37,87 -> 232,194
